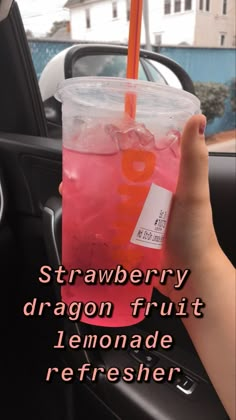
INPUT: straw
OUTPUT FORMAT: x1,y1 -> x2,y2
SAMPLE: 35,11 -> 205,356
125,0 -> 143,119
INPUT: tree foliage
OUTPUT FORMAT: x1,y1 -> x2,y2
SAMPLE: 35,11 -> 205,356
229,78 -> 236,112
194,82 -> 229,122
47,20 -> 68,37
25,29 -> 34,38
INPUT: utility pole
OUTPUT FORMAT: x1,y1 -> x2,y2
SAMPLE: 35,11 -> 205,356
143,0 -> 152,50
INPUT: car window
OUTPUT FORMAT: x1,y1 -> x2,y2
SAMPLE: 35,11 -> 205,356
72,54 -> 148,81
18,0 -> 235,154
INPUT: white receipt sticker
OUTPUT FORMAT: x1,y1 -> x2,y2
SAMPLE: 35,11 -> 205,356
130,184 -> 173,249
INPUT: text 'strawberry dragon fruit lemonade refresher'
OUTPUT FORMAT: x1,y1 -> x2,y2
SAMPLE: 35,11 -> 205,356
57,77 -> 200,327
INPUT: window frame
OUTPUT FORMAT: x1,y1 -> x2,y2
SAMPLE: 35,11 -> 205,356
184,0 -> 192,11
205,0 -> 210,12
85,8 -> 91,29
112,1 -> 118,19
164,0 -> 171,15
220,33 -> 226,46
222,0 -> 227,15
174,0 -> 181,13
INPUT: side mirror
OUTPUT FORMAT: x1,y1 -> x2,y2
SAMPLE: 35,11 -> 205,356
65,44 -> 195,93
40,44 -> 195,138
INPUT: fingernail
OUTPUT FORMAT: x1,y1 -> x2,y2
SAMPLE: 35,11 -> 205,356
199,123 -> 206,135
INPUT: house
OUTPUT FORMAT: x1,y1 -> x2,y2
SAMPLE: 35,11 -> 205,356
64,0 -> 236,47
64,0 -> 132,44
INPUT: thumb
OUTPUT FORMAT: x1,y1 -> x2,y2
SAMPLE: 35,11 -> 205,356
176,114 -> 209,203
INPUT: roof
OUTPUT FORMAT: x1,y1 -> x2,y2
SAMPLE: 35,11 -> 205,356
64,0 -> 100,8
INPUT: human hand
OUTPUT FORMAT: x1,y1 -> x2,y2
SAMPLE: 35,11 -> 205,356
59,182 -> 62,195
160,114 -> 223,300
164,115 -> 235,420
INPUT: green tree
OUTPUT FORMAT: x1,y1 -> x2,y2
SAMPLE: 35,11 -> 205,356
25,29 -> 34,38
229,78 -> 236,112
47,20 -> 69,37
194,82 -> 229,123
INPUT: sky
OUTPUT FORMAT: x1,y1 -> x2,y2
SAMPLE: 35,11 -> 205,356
17,0 -> 69,36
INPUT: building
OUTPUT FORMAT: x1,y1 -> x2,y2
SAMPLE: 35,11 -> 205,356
64,0 -> 236,47
64,0 -> 132,44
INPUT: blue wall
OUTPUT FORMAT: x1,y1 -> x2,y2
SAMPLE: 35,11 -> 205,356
28,40 -> 236,136
159,47 -> 235,84
29,40 -> 75,79
157,47 -> 236,135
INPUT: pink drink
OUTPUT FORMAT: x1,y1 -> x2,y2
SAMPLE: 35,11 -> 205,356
62,130 -> 180,327
57,77 -> 200,327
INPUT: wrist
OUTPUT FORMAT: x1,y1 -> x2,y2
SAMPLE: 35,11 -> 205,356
169,246 -> 234,304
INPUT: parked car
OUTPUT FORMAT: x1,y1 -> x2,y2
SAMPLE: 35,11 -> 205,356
0,1 -> 235,419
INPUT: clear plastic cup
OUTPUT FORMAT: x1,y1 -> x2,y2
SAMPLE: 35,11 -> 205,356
56,77 -> 200,327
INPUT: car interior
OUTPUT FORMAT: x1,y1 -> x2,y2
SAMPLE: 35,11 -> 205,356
0,1 -> 235,419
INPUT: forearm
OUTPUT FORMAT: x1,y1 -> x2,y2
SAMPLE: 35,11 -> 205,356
181,250 -> 235,419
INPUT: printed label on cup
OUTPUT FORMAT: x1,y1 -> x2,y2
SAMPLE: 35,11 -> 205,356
130,183 -> 173,249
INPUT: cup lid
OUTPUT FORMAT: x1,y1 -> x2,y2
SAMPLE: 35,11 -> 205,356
55,76 -> 201,117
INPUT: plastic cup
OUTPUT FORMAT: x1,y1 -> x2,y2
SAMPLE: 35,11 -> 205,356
56,77 -> 200,327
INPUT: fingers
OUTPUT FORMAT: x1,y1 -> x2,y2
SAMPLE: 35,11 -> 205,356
176,114 -> 210,204
59,182 -> 62,195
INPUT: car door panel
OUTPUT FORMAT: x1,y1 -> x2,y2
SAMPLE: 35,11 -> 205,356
0,133 -> 61,215
60,320 -> 228,420
208,154 -> 236,266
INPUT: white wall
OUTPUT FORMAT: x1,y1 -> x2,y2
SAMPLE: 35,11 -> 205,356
70,0 -> 197,45
148,0 -> 196,45
160,12 -> 196,45
70,0 -> 144,43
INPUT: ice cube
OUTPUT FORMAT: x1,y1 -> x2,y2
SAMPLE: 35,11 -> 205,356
155,129 -> 181,157
69,121 -> 119,154
105,120 -> 155,151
